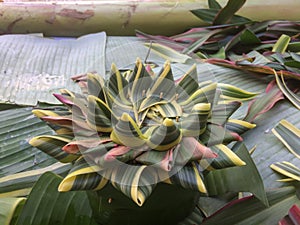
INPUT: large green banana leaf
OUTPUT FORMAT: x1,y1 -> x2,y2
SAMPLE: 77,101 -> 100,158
0,32 -> 106,105
15,172 -> 97,225
0,34 -> 299,224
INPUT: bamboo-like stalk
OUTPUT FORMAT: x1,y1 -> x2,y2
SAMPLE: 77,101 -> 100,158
0,0 -> 299,37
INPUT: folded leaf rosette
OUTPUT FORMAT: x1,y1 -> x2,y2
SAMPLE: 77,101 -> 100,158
29,59 -> 256,206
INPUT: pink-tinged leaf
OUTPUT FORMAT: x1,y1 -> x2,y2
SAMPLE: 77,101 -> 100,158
71,73 -> 88,82
244,81 -> 284,122
104,145 -> 132,162
62,138 -> 111,154
279,205 -> 300,225
229,132 -> 243,142
53,93 -> 74,106
206,58 -> 300,80
41,115 -> 73,127
136,30 -> 187,52
160,149 -> 174,171
71,73 -> 90,95
177,137 -> 217,164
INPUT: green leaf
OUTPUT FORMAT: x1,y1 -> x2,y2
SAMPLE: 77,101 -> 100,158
213,0 -> 247,25
0,107 -> 57,177
58,157 -> 108,192
87,95 -> 114,132
272,120 -> 300,159
208,0 -> 221,9
110,165 -> 157,206
0,197 -> 25,225
29,135 -> 79,163
270,161 -> 300,181
15,172 -> 97,225
167,162 -> 207,193
239,29 -> 261,45
0,162 -> 70,198
204,143 -> 268,206
274,72 -> 300,110
201,186 -> 299,225
272,34 -> 291,54
244,83 -> 284,122
144,43 -> 191,63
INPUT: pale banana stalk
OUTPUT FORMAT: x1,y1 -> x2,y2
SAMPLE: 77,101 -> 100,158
0,0 -> 299,36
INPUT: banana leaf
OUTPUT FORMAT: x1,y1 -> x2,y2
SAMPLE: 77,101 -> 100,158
0,32 -> 106,105
0,197 -> 25,225
15,172 -> 97,225
0,107 -> 57,177
201,186 -> 300,225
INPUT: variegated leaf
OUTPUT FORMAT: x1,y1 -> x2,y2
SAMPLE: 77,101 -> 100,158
58,157 -> 108,192
200,144 -> 246,170
218,83 -> 258,103
270,161 -> 300,181
272,120 -> 300,159
225,119 -> 256,135
110,165 -> 157,206
29,135 -> 79,163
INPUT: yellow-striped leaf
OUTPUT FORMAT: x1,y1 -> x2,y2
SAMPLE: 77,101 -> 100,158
165,162 -> 207,193
270,161 -> 300,181
110,113 -> 146,148
200,144 -> 246,170
29,135 -> 79,163
272,120 -> 300,159
110,165 -> 157,206
218,83 -> 258,103
87,95 -> 114,132
147,118 -> 182,151
144,42 -> 191,63
58,157 -> 108,192
87,73 -> 108,103
226,119 -> 256,135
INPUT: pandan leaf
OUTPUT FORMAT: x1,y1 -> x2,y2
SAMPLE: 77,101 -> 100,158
175,137 -> 217,164
58,157 -> 108,192
204,143 -> 268,206
209,101 -> 241,125
147,118 -> 182,151
147,61 -> 176,101
0,197 -> 25,225
16,172 -> 98,225
110,165 -> 157,206
87,73 -> 108,103
213,0 -> 247,25
176,64 -> 199,102
144,42 -> 191,63
201,186 -> 299,225
202,144 -> 245,170
225,119 -> 256,135
179,82 -> 217,110
110,113 -> 146,148
279,204 -> 300,225
0,162 -> 70,198
275,72 -> 300,110
200,123 -> 242,147
180,103 -> 211,136
29,135 -> 79,163
218,83 -> 258,103
272,120 -> 300,159
272,34 -> 291,54
270,161 -> 300,181
165,162 -> 207,193
135,148 -> 175,171
153,101 -> 182,118
87,95 -> 114,132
